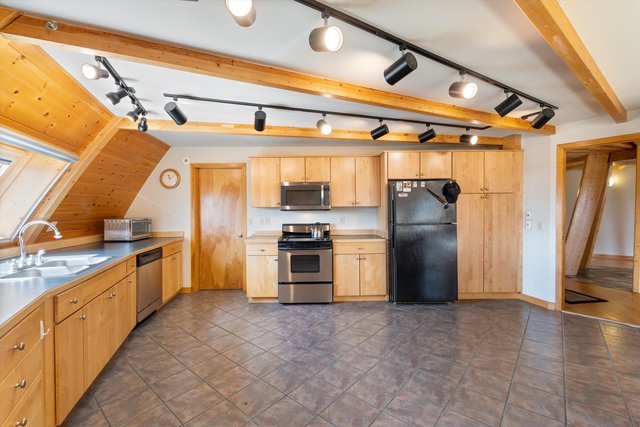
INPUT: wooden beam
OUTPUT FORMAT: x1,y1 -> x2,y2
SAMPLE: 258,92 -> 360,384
514,0 -> 627,123
564,153 -> 609,276
0,6 -> 20,30
609,149 -> 636,163
580,163 -> 610,269
560,133 -> 640,150
501,134 -> 522,150
120,119 -> 504,145
0,10 -> 555,135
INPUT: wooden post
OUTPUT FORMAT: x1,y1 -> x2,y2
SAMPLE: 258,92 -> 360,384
579,162 -> 611,269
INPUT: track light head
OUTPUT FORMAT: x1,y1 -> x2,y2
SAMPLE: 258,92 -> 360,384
418,126 -> 436,144
494,92 -> 523,117
384,51 -> 417,86
316,115 -> 332,135
460,129 -> 478,145
371,120 -> 389,140
82,63 -> 109,80
137,116 -> 148,132
164,101 -> 188,125
309,18 -> 343,52
448,72 -> 477,99
254,108 -> 267,132
530,108 -> 555,129
225,0 -> 256,27
126,106 -> 144,122
105,88 -> 128,105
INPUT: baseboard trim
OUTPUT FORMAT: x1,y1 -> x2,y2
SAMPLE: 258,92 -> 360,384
333,296 -> 387,302
178,287 -> 192,294
248,297 -> 278,303
591,254 -> 633,261
458,292 -> 520,300
519,293 -> 556,310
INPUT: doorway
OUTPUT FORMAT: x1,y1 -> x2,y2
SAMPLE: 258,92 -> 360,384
191,163 -> 246,292
556,134 -> 640,325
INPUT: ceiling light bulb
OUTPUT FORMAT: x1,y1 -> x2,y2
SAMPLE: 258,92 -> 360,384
138,116 -> 148,132
81,63 -> 108,80
105,88 -> 128,105
317,117 -> 332,135
608,176 -> 615,187
225,0 -> 256,26
309,21 -> 344,52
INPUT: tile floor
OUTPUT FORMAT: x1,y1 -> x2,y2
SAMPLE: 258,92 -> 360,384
62,291 -> 640,426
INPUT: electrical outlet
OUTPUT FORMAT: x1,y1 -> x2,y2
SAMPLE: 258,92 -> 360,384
340,216 -> 346,225
525,220 -> 532,230
525,211 -> 532,220
248,218 -> 253,225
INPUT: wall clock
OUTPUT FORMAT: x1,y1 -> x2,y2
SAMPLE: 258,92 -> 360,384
160,168 -> 181,189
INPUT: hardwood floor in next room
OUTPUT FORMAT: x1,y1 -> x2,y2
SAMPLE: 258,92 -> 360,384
62,291 -> 640,426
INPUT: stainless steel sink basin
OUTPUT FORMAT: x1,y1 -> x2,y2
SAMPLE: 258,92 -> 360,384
40,255 -> 112,267
0,254 -> 112,281
0,265 -> 90,280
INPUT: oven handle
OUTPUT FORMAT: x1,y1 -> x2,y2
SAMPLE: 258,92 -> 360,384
278,246 -> 332,251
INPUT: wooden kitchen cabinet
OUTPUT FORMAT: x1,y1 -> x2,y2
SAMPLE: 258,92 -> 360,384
483,193 -> 518,292
280,158 -> 306,182
333,254 -> 360,296
359,253 -> 387,296
456,194 -> 484,293
387,152 -> 420,179
452,152 -> 484,193
355,156 -> 381,206
330,156 -> 380,207
419,152 -> 452,179
162,251 -> 182,303
305,157 -> 330,182
114,273 -> 136,347
246,255 -> 278,298
250,157 -> 280,207
83,289 -> 114,387
452,151 -> 522,194
55,311 -> 84,424
333,241 -> 387,298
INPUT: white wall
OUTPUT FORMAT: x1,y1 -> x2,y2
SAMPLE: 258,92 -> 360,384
594,164 -> 635,256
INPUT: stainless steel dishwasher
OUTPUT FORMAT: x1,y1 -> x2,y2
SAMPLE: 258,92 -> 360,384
137,248 -> 163,322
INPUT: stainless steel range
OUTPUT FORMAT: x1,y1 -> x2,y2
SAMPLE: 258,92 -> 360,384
278,223 -> 333,304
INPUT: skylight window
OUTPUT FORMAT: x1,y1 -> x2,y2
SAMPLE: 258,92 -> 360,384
0,158 -> 10,179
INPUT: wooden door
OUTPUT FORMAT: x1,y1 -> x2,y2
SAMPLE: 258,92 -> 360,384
54,311 -> 84,424
246,255 -> 278,298
162,252 -> 182,302
280,158 -> 306,182
305,157 -> 330,182
197,167 -> 245,290
84,290 -> 112,386
388,152 -> 420,179
115,274 -> 136,348
484,151 -> 518,193
420,152 -> 452,179
484,193 -> 518,292
452,152 -> 484,193
249,158 -> 280,207
355,156 -> 381,207
334,254 -> 360,296
359,253 -> 387,296
456,194 -> 484,293
330,157 -> 356,207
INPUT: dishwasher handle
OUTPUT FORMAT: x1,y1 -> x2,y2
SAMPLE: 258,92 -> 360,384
137,248 -> 163,266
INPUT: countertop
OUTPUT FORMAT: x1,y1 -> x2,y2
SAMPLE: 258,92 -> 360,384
0,237 -> 181,334
332,235 -> 386,242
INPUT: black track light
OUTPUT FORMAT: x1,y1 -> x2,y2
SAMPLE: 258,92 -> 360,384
460,128 -> 478,145
137,116 -> 148,132
418,126 -> 436,144
126,106 -> 144,122
106,88 -> 128,105
384,50 -> 417,86
371,120 -> 389,140
225,0 -> 256,27
254,108 -> 266,132
164,101 -> 188,125
531,108 -> 555,129
494,92 -> 523,117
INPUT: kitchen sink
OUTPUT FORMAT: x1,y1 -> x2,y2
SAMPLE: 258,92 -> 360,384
40,255 -> 112,267
0,254 -> 112,281
0,265 -> 90,280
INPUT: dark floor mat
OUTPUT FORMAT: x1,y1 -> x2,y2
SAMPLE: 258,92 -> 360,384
576,267 -> 632,292
565,289 -> 609,304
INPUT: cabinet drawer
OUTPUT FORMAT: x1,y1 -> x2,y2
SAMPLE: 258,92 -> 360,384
2,371 -> 43,427
0,305 -> 42,384
125,256 -> 137,276
0,341 -> 42,423
333,241 -> 386,255
246,243 -> 278,256
162,241 -> 182,258
55,262 -> 126,322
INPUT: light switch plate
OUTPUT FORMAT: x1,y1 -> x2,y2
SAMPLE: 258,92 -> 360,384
525,220 -> 532,230
525,211 -> 532,220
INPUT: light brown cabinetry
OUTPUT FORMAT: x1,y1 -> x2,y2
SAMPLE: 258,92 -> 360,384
246,242 -> 278,299
162,251 -> 182,303
388,151 -> 452,179
305,157 -> 330,182
330,157 -> 381,207
279,157 -> 330,183
54,310 -> 83,424
420,152 -> 452,179
333,241 -> 387,298
280,158 -> 305,182
250,158 -> 281,207
452,151 -> 520,194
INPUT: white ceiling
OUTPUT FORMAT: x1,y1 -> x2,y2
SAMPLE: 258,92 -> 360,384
0,0 -> 635,145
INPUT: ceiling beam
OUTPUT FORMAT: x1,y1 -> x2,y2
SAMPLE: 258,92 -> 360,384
0,8 -> 554,135
119,119 -> 504,146
0,7 -> 20,30
514,0 -> 627,123
609,149 -> 637,163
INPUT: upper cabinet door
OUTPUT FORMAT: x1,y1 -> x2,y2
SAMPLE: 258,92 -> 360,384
305,157 -> 330,182
484,151 -> 520,193
330,157 -> 356,207
419,152 -> 452,179
250,158 -> 281,207
388,152 -> 420,179
355,156 -> 381,207
452,152 -> 484,193
280,158 -> 306,183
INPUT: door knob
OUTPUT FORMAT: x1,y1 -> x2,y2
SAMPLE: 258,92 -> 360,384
238,234 -> 243,237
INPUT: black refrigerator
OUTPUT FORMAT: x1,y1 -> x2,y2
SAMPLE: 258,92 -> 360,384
389,179 -> 458,303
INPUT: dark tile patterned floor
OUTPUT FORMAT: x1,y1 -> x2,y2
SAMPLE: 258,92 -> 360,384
62,291 -> 640,427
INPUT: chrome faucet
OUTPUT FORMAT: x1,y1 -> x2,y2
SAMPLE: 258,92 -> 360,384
17,220 -> 62,267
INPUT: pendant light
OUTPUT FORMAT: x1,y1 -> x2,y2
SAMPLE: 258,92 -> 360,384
137,116 -> 148,132
384,48 -> 417,86
449,71 -> 477,99
309,17 -> 344,52
316,114 -> 332,135
371,119 -> 389,140
254,108 -> 266,132
225,0 -> 256,27
164,101 -> 188,125
81,63 -> 109,80
494,91 -> 523,117
418,125 -> 436,143
460,128 -> 478,145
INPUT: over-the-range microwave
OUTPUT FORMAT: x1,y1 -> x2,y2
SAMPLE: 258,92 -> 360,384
280,182 -> 331,211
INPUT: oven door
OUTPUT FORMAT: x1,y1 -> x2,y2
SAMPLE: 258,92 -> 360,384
278,248 -> 333,283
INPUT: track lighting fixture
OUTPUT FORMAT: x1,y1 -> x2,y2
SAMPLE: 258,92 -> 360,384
164,101 -> 188,125
81,63 -> 109,80
316,114 -> 332,135
494,92 -> 523,117
254,108 -> 266,132
384,49 -> 417,86
418,125 -> 436,144
460,129 -> 478,145
530,108 -> 555,129
371,120 -> 389,140
126,106 -> 144,122
225,0 -> 256,27
105,88 -> 128,105
137,116 -> 148,132
448,71 -> 477,99
309,17 -> 343,52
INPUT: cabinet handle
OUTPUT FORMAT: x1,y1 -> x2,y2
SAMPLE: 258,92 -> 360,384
80,314 -> 86,320
70,298 -> 78,304
15,379 -> 27,388
260,249 -> 265,252
13,342 -> 25,351
15,418 -> 27,426
39,320 -> 50,340
415,173 -> 419,177
273,258 -> 278,262
480,195 -> 484,199
485,188 -> 489,192
357,247 -> 363,250
129,263 -> 135,269
356,201 -> 360,205
485,194 -> 489,199
360,257 -> 366,260
171,256 -> 176,261
276,202 -> 280,205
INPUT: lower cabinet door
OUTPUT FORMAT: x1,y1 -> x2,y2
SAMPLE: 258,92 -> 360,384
484,193 -> 519,292
359,253 -> 387,296
247,255 -> 278,298
115,274 -> 136,349
55,312 -> 84,424
456,193 -> 485,293
333,255 -> 360,296
162,252 -> 182,303
83,290 -> 113,387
